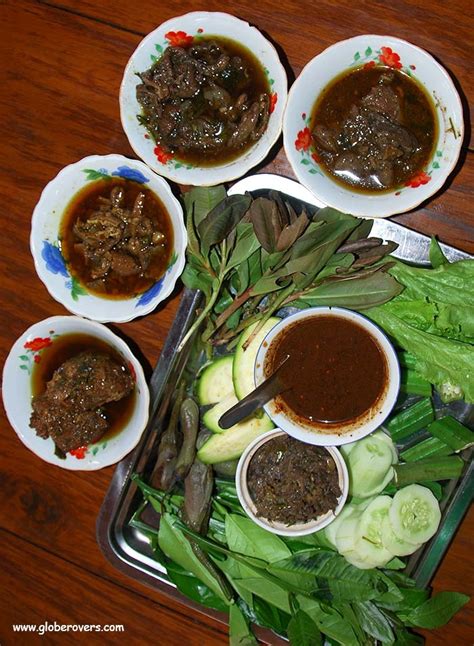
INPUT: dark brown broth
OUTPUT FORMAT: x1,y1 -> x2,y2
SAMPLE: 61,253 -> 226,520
60,178 -> 173,299
266,316 -> 387,427
32,333 -> 135,441
310,66 -> 437,192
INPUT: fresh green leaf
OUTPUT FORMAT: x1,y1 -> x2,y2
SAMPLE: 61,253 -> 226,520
198,195 -> 252,257
429,237 -> 449,268
165,561 -> 230,612
226,223 -> 262,271
297,268 -> 403,310
297,597 -> 358,645
229,603 -> 258,646
248,197 -> 283,252
368,306 -> 474,402
389,258 -> 474,306
380,299 -> 474,343
404,591 -> 469,628
252,596 -> 291,634
393,627 -> 424,645
181,265 -> 213,299
183,186 -> 227,229
287,610 -> 322,646
158,513 -> 231,603
352,601 -> 395,643
225,514 -> 291,563
269,549 -> 385,602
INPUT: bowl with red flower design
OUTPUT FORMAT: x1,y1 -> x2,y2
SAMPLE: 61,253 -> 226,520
30,154 -> 186,322
120,12 -> 287,186
2,316 -> 150,471
283,35 -> 464,217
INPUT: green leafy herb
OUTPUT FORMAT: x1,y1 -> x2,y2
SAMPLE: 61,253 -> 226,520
403,591 -> 469,628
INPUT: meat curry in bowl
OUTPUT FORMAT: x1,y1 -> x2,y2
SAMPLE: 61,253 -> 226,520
30,154 -> 187,323
120,11 -> 288,186
283,35 -> 464,217
2,316 -> 150,470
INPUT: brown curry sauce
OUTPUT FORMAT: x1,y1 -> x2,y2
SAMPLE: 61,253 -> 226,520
265,316 -> 388,428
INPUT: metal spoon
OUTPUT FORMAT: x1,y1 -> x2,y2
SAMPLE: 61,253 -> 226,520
218,356 -> 292,429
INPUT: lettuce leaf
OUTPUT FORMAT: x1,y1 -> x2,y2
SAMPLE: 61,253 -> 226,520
380,299 -> 474,343
388,259 -> 474,306
368,307 -> 474,403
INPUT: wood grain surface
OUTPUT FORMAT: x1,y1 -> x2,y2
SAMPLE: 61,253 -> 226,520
0,1 -> 472,644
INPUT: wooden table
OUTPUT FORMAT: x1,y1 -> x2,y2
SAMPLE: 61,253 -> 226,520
1,1 -> 472,644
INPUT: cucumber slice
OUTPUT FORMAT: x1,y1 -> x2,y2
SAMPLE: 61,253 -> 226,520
322,505 -> 353,549
196,356 -> 234,405
233,318 -> 280,399
346,433 -> 394,498
197,413 -> 274,464
372,430 -> 398,464
335,510 -> 362,555
389,484 -> 441,545
352,496 -> 394,568
381,515 -> 422,557
203,394 -> 238,433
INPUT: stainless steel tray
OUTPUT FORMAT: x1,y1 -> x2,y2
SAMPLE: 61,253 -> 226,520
97,174 -> 473,634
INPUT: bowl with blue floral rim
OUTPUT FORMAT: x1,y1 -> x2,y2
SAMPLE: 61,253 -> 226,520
120,11 -> 287,186
283,35 -> 464,218
2,316 -> 150,470
30,154 -> 187,322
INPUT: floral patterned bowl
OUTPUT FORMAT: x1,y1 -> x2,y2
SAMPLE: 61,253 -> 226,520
283,35 -> 464,218
30,154 -> 186,322
120,11 -> 287,186
2,316 -> 150,471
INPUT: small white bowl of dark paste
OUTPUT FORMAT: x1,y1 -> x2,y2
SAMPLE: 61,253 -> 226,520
120,12 -> 288,186
236,429 -> 349,536
254,307 -> 400,446
283,35 -> 464,217
2,316 -> 149,470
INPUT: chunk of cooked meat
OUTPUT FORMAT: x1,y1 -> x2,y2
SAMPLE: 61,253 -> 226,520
73,186 -> 168,288
30,351 -> 134,453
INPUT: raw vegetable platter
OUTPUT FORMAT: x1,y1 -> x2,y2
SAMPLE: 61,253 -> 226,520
97,175 -> 473,644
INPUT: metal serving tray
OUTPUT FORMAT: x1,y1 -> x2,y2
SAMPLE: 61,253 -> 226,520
97,174 -> 473,635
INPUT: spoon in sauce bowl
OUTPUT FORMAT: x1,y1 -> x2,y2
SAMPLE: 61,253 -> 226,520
218,356 -> 293,430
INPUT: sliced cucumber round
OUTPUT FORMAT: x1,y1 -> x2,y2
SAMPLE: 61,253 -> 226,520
335,510 -> 362,555
381,515 -> 422,557
352,496 -> 394,568
323,505 -> 353,549
233,318 -> 280,400
346,433 -> 394,499
389,484 -> 441,545
372,430 -> 398,464
202,394 -> 239,433
197,355 -> 234,405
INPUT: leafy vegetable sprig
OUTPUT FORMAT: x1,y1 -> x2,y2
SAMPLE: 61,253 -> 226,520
179,187 -> 402,353
132,476 -> 469,645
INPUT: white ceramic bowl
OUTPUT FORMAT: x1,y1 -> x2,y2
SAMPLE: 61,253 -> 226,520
283,35 -> 464,218
120,11 -> 287,186
236,429 -> 349,536
30,154 -> 186,322
254,307 -> 400,446
2,316 -> 150,470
